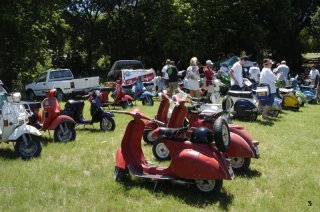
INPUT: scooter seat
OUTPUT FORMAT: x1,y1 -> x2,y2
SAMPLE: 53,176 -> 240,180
159,127 -> 188,140
228,90 -> 253,99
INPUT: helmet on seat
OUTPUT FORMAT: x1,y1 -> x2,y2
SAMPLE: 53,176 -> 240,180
190,127 -> 213,144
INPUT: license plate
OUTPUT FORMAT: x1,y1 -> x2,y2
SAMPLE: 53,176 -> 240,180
255,146 -> 260,157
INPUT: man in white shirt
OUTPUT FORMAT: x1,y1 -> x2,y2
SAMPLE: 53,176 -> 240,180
249,62 -> 260,89
229,56 -> 248,90
275,60 -> 289,87
260,58 -> 277,119
161,59 -> 171,86
309,65 -> 319,86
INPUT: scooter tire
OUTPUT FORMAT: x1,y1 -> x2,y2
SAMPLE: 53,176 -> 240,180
152,140 -> 170,161
143,129 -> 156,144
100,117 -> 116,131
195,179 -> 223,194
142,97 -> 154,106
54,123 -> 76,142
230,157 -> 251,172
268,110 -> 279,117
15,135 -> 42,160
114,166 -> 128,182
213,117 -> 230,152
121,101 -> 129,109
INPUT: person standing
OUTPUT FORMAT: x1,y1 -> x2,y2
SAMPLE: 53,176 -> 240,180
161,59 -> 171,86
203,60 -> 215,98
167,61 -> 179,96
186,57 -> 200,97
260,59 -> 277,120
249,62 -> 261,89
229,56 -> 248,90
308,65 -> 320,86
275,60 -> 289,87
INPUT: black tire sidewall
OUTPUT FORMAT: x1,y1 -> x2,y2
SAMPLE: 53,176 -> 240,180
213,118 -> 230,152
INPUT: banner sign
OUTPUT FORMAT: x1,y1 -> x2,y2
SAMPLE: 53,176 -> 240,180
121,69 -> 156,85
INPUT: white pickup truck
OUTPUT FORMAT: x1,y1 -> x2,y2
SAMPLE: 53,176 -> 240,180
25,69 -> 100,101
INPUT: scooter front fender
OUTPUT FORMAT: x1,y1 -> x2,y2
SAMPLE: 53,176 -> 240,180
8,125 -> 41,141
48,115 -> 75,130
102,112 -> 114,118
115,148 -> 126,169
224,132 -> 256,158
121,95 -> 133,101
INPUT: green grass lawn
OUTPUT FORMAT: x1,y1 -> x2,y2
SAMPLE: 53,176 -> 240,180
0,100 -> 319,211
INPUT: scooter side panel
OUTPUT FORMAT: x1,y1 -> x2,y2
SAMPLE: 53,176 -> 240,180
8,125 -> 41,141
171,148 -> 232,180
47,115 -> 75,130
224,132 -> 255,158
120,119 -> 147,173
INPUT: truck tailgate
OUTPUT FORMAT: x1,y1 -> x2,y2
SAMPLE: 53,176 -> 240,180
71,76 -> 100,93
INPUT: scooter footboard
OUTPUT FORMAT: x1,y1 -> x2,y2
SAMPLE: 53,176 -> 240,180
172,149 -> 233,180
8,125 -> 41,141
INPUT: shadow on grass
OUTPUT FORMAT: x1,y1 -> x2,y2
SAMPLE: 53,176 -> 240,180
234,169 -> 261,179
0,148 -> 19,160
120,178 -> 234,210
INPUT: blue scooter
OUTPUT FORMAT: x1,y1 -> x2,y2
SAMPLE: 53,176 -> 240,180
130,77 -> 155,106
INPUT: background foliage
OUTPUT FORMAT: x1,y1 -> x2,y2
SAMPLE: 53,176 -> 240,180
0,0 -> 319,88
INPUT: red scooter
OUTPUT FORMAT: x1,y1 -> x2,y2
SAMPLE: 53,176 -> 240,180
100,80 -> 133,109
113,109 -> 234,194
151,95 -> 260,171
30,89 -> 76,142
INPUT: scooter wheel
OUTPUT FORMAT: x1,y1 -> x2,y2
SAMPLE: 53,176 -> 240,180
54,123 -> 76,142
100,117 -> 116,131
230,157 -> 251,171
195,179 -> 223,194
114,166 -> 128,182
268,110 -> 280,117
143,129 -> 156,144
15,135 -> 42,160
213,117 -> 230,152
142,97 -> 154,106
152,140 -> 170,161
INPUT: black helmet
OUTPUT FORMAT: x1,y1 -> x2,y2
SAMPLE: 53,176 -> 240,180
190,127 -> 213,144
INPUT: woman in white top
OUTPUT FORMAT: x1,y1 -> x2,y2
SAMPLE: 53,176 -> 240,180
260,58 -> 277,119
186,57 -> 200,97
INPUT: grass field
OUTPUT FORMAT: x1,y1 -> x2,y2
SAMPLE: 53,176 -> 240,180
0,100 -> 319,211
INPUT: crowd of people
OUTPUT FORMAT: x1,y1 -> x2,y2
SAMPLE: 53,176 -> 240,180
155,56 -> 320,119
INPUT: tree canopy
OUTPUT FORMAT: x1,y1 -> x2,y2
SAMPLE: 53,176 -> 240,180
0,0 -> 319,88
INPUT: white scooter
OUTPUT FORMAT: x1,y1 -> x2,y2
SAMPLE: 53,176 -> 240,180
0,91 -> 42,159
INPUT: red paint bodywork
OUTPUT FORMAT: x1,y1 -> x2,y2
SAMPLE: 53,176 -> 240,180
100,81 -> 133,105
154,98 -> 259,159
41,89 -> 75,130
116,112 -> 233,181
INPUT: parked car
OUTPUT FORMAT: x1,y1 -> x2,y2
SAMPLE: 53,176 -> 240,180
107,60 -> 144,81
25,69 -> 100,101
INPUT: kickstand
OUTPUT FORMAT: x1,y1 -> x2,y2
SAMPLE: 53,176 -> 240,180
153,180 -> 159,192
